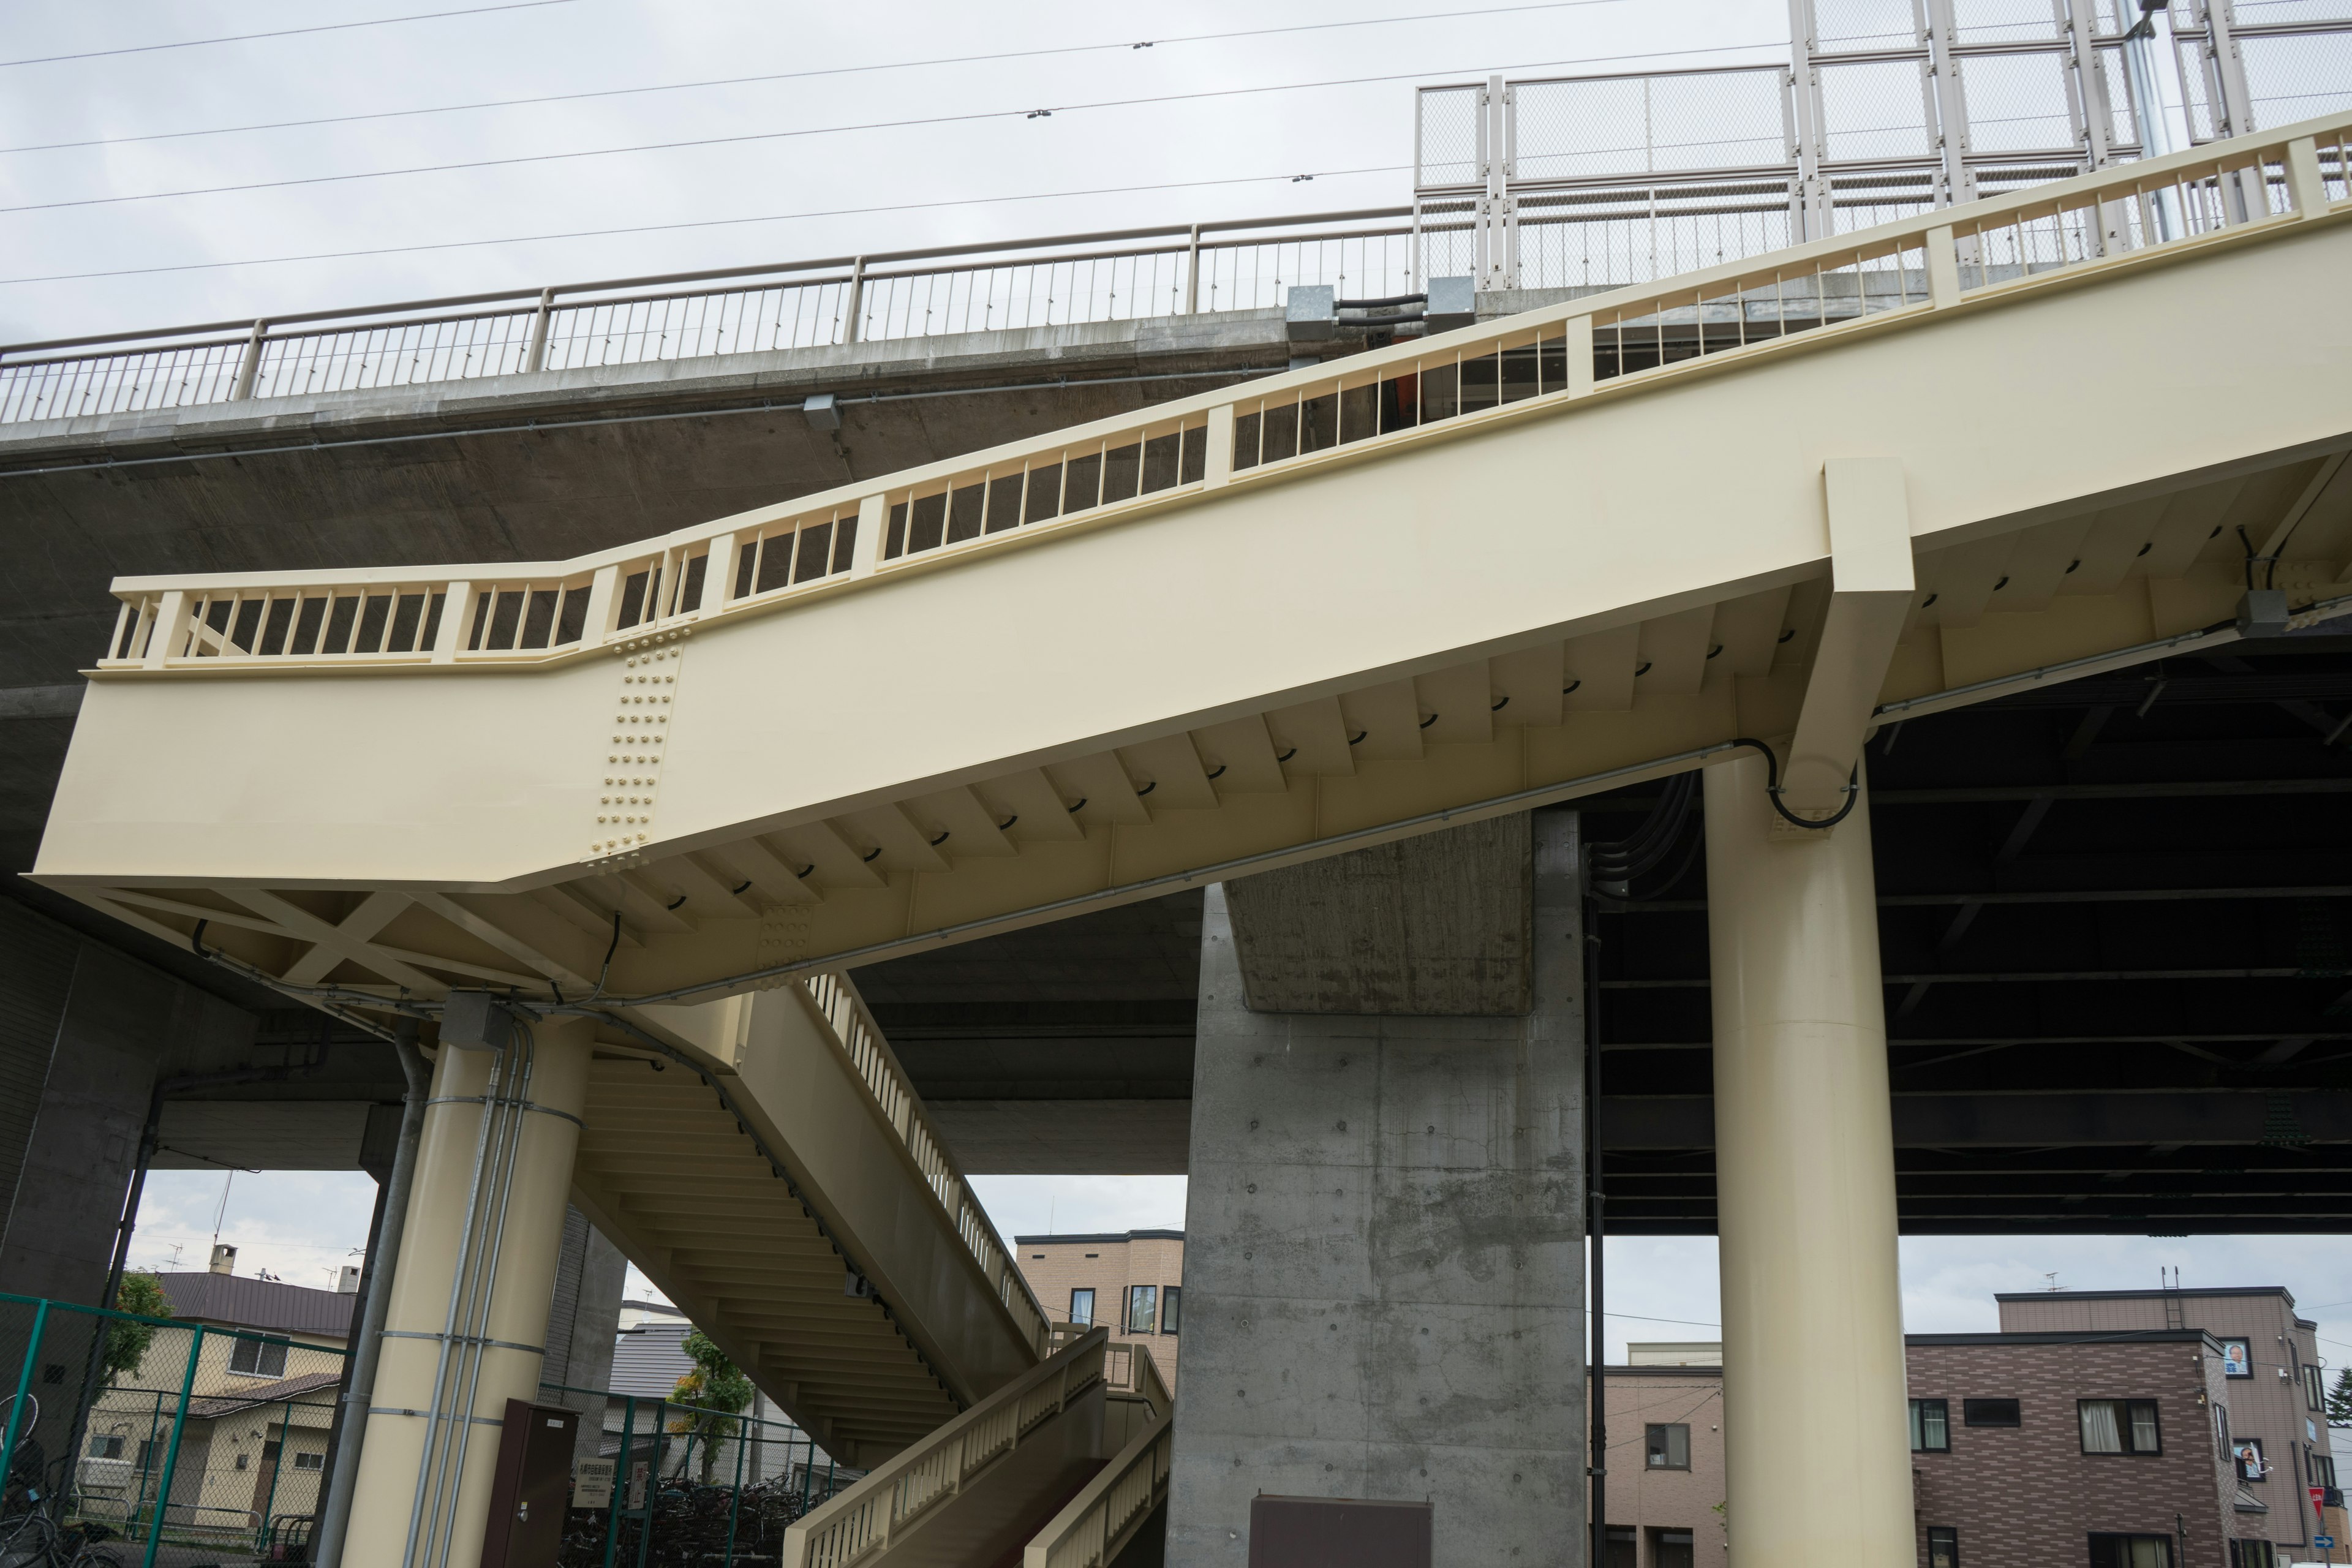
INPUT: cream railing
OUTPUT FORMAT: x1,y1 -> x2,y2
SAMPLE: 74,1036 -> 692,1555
782,1328 -> 1110,1568
794,971 -> 1054,1361
1022,1396 -> 1173,1568
91,111 -> 2352,678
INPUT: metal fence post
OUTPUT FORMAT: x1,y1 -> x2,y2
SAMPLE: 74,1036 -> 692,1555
230,321 -> 268,401
601,1396 -> 634,1568
722,1412 -> 747,1568
141,1324 -> 206,1568
1183,225 -> 1202,314
525,288 -> 556,373
2,1297 -> 48,1493
843,258 -> 866,344
255,1395 -> 292,1550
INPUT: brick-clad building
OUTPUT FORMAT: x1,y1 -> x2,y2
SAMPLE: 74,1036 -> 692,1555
1014,1229 -> 1185,1388
1905,1330 -> 2258,1568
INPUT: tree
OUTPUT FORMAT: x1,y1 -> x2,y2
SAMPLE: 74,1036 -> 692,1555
2329,1366 -> 2352,1425
104,1275 -> 169,1385
668,1330 -> 754,1484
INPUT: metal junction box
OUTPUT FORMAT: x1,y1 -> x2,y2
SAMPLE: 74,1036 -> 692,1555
480,1400 -> 579,1568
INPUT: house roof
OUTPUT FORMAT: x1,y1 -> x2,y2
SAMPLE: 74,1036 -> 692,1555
153,1272 -> 358,1338
1012,1230 -> 1184,1246
1992,1286 -> 2297,1306
609,1322 -> 694,1400
186,1370 -> 342,1421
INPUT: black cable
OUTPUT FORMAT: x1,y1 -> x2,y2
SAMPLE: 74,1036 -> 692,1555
1589,769 -> 1698,895
1,1 -> 577,69
1727,737 -> 1861,829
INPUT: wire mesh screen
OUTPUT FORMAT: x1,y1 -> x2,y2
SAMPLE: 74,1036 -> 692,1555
1512,69 -> 1793,181
1826,168 -> 1945,230
1950,0 -> 2073,43
1818,59 -> 1939,160
1809,0 -> 1928,51
1954,49 -> 2086,153
1515,181 -> 1803,287
1418,85 -> 1483,187
2228,0 -> 2352,21
2240,30 -> 2352,127
2094,47 -> 2144,148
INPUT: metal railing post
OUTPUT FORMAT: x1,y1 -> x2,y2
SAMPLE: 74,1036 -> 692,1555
525,288 -> 556,373
255,1395 -> 292,1550
2,1298 -> 48,1496
230,321 -> 268,401
601,1396 -> 634,1568
141,1325 -> 206,1568
1183,225 -> 1201,314
843,257 -> 866,344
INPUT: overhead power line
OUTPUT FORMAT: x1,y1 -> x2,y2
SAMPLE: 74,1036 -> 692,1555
0,37 -> 1789,217
0,164 -> 1412,286
0,0 -> 1635,154
0,0 -> 579,69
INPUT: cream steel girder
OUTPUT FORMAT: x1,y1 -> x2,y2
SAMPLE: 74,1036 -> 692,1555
32,117 -> 2352,1016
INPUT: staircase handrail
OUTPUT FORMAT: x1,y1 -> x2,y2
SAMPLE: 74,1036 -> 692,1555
1020,1402 -> 1174,1568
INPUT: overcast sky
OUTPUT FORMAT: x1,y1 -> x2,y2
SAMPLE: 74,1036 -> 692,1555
0,0 -> 1809,345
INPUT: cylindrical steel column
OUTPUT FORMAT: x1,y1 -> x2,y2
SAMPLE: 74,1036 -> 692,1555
1703,751 -> 1910,1568
343,1012 -> 594,1568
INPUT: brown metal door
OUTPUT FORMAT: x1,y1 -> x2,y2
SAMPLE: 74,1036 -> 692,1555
480,1401 -> 580,1568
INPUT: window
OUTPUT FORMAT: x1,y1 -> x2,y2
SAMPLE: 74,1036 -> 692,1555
228,1337 -> 289,1378
136,1440 -> 160,1469
86,1435 -> 124,1460
1645,1424 -> 1691,1469
2304,1363 -> 2326,1412
2088,1534 -> 2173,1568
1126,1286 -> 1158,1334
1161,1287 -> 1181,1335
2079,1400 -> 2162,1455
1604,1528 -> 1637,1568
1069,1289 -> 1095,1327
1910,1399 -> 1950,1452
2232,1438 -> 2266,1482
1927,1527 -> 1960,1568
1962,1398 -> 2021,1427
2230,1542 -> 2277,1568
293,1452 -> 324,1472
2313,1453 -> 2339,1488
1652,1530 -> 1695,1568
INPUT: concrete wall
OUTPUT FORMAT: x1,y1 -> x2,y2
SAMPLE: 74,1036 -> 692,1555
1166,811 -> 1586,1567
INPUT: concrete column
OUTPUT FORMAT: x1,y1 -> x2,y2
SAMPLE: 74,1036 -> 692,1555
344,1014 -> 593,1568
1703,753 -> 1911,1568
1167,812 -> 1585,1568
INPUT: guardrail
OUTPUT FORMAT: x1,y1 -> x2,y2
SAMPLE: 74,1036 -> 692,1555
86,112 -> 2352,692
795,971 -> 1054,1361
780,1328 -> 1109,1568
1022,1409 -> 1172,1568
0,208 -> 1439,427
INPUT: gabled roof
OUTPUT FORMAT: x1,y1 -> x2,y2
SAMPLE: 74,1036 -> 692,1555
154,1272 -> 358,1338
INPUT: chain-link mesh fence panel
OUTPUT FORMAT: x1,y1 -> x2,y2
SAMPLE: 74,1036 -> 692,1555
1951,0 -> 2072,44
1954,48 -> 2086,151
1514,71 -> 1791,181
1819,58 -> 1940,160
1513,75 -> 1651,179
2230,0 -> 2352,23
2094,46 -> 2145,148
1418,86 -> 1483,187
1809,0 -> 1928,51
2239,30 -> 2352,128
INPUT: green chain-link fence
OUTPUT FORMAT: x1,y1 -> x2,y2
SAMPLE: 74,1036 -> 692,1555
4,1295 -> 857,1568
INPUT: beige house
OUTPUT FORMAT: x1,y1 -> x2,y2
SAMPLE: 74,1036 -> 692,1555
1014,1230 -> 1183,1389
1603,1346 -> 1727,1568
80,1267 -> 355,1547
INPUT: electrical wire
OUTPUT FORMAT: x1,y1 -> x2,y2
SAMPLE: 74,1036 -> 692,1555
0,1 -> 579,70
0,0 -> 1651,155
0,164 -> 1410,285
0,37 -> 1792,217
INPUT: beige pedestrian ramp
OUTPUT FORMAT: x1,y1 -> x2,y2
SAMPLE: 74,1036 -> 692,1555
24,113 -> 2352,1465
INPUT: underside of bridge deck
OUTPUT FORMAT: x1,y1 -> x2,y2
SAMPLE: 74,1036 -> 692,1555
859,640 -> 2352,1233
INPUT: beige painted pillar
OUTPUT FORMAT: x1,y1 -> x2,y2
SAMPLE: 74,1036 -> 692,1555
344,1013 -> 594,1568
1703,752 -> 1912,1567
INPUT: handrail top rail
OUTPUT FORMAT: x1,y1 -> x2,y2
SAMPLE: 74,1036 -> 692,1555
0,206 -> 1414,360
1021,1403 -> 1172,1568
96,110 -> 2352,611
782,1326 -> 1109,1543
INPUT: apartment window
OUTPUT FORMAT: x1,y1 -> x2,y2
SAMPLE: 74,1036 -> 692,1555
2232,1437 -> 2266,1482
1069,1289 -> 1095,1327
2312,1453 -> 2339,1488
1910,1399 -> 1950,1452
1604,1527 -> 1637,1568
2230,1542 -> 2277,1568
1161,1287 -> 1181,1335
2087,1535 -> 2173,1568
1962,1398 -> 2021,1427
228,1337 -> 289,1378
136,1440 -> 160,1469
2304,1363 -> 2326,1412
1651,1529 -> 1695,1568
86,1434 -> 124,1460
1126,1285 -> 1158,1334
2078,1400 -> 2162,1455
293,1452 -> 324,1472
1927,1527 -> 1960,1568
1645,1424 -> 1691,1469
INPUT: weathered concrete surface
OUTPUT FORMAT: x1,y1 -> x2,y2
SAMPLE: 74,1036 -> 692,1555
1223,815 -> 1531,1016
1166,812 -> 1586,1568
544,1205 -> 630,1465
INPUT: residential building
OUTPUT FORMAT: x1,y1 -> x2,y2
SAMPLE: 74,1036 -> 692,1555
1997,1287 -> 2341,1561
600,1309 -> 841,1491
1013,1230 -> 1184,1389
78,1268 -> 356,1547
